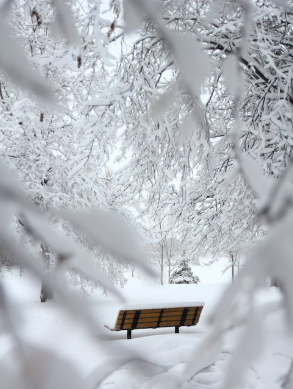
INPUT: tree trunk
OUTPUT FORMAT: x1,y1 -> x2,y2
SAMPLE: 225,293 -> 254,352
231,253 -> 235,282
40,244 -> 53,302
131,263 -> 135,277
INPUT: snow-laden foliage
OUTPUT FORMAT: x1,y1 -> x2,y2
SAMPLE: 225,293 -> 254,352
169,258 -> 200,284
0,0 -> 135,292
1,0 -> 293,388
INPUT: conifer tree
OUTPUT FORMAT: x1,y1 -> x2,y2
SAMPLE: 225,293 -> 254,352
169,258 -> 200,284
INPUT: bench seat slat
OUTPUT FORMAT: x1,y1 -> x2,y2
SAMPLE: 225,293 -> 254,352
117,307 -> 195,316
116,313 -> 187,324
118,318 -> 185,326
121,320 -> 201,330
136,323 -> 182,329
117,314 -> 199,325
116,311 -> 200,325
116,308 -> 198,321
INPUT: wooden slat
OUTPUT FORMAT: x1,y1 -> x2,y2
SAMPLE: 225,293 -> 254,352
139,317 -> 180,323
140,311 -> 183,317
186,311 -> 197,316
118,319 -> 185,330
116,319 -> 179,329
141,308 -> 184,314
117,307 -> 199,318
185,308 -> 196,315
135,322 -> 182,329
119,323 -> 132,330
117,312 -> 135,320
119,307 -> 201,314
139,309 -> 162,314
121,308 -> 188,315
183,319 -> 195,326
119,309 -> 161,315
117,318 -> 181,326
117,311 -> 135,319
136,312 -> 162,319
140,312 -> 183,319
117,314 -> 193,326
116,311 -> 180,322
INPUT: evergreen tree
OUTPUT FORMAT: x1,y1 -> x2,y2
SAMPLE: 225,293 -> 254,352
169,258 -> 200,284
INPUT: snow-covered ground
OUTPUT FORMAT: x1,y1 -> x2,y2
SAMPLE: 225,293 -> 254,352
0,268 -> 292,389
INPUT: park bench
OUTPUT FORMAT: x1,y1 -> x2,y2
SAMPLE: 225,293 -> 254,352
105,302 -> 204,339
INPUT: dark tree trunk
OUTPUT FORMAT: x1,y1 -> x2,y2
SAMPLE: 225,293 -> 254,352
160,244 -> 164,285
231,253 -> 235,282
40,244 -> 53,302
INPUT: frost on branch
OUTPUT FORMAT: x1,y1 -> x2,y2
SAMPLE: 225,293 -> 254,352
0,18 -> 54,102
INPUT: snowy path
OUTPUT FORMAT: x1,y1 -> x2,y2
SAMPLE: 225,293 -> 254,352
0,272 -> 292,389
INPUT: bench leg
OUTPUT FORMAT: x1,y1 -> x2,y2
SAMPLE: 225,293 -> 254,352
127,329 -> 132,339
175,326 -> 179,333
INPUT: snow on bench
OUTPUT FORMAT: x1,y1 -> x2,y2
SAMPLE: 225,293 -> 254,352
105,301 -> 205,339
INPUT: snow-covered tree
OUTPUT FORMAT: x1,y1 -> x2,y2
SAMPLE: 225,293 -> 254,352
0,0 -> 131,297
143,207 -> 183,285
169,257 -> 200,284
109,0 -> 293,265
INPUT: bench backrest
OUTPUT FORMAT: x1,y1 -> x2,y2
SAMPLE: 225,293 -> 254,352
115,306 -> 203,331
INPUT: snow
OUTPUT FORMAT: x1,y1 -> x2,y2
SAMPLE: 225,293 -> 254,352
0,269 -> 292,389
119,301 -> 205,310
